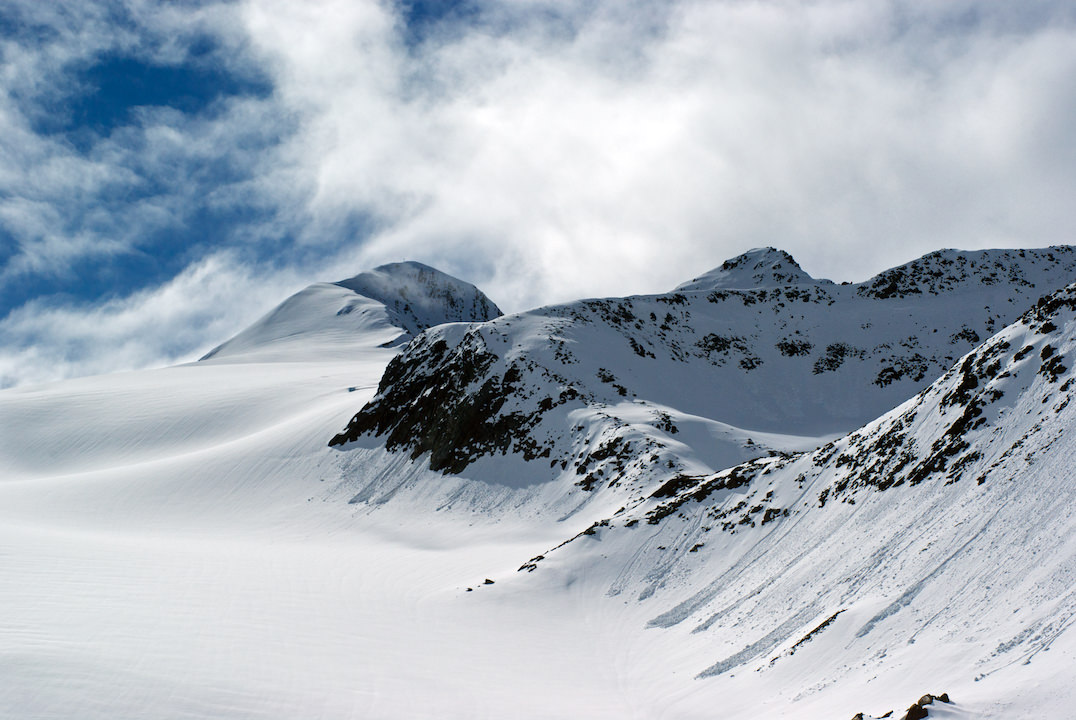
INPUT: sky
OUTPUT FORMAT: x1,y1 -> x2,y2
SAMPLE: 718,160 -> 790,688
1,0 -> 1075,387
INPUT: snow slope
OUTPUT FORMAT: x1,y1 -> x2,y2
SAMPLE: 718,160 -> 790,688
4,250 -> 1076,719
201,261 -> 502,362
2,262 -> 584,720
513,280 -> 1076,718
0,357 -> 623,719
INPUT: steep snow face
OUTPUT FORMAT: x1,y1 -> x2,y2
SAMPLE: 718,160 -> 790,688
202,261 -> 501,362
676,247 -> 825,291
331,246 -> 1076,497
505,281 -> 1076,718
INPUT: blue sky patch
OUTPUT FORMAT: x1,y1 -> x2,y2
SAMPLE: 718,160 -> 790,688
42,52 -> 273,141
399,0 -> 481,46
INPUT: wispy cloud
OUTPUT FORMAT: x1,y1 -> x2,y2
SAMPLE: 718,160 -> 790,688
0,251 -> 311,388
1,0 -> 1075,386
0,0 -> 281,287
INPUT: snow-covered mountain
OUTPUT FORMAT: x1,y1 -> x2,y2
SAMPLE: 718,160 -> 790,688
330,246 -> 1076,493
504,279 -> 1076,717
5,248 -> 1076,719
201,261 -> 502,362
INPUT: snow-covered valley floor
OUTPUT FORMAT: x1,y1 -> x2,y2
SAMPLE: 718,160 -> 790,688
3,353 -> 1070,720
0,356 -> 693,719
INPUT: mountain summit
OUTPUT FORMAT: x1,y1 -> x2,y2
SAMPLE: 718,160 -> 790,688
675,247 -> 824,291
334,261 -> 502,336
201,261 -> 501,362
519,278 -> 1076,702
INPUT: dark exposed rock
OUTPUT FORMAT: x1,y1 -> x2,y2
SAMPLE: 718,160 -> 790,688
328,331 -> 552,473
848,692 -> 949,720
776,338 -> 813,357
647,462 -> 768,524
949,326 -> 981,345
900,692 -> 951,720
1039,344 -> 1068,382
816,285 -> 1076,501
813,342 -> 865,374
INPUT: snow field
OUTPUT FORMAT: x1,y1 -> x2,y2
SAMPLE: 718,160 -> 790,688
7,250 -> 1076,718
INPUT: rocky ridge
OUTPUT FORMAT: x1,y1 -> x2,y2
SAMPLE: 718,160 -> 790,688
541,280 -> 1076,556
330,246 -> 1076,500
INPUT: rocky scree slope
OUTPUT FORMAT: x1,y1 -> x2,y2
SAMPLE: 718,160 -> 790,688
202,261 -> 501,361
517,280 -> 1076,697
330,247 -> 1076,500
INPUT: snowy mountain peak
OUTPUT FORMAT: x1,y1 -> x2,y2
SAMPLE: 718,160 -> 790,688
632,279 -> 1076,538
335,261 -> 502,337
201,262 -> 501,362
506,279 -> 1076,703
675,247 -> 822,291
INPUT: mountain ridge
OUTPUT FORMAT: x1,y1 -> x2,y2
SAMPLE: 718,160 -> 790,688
675,247 -> 828,291
329,246 -> 1076,498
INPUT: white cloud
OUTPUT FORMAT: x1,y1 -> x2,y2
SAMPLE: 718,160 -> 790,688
0,252 -> 310,388
238,0 -> 1076,309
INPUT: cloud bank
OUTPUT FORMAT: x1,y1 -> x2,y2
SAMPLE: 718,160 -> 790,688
2,0 -> 1075,385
